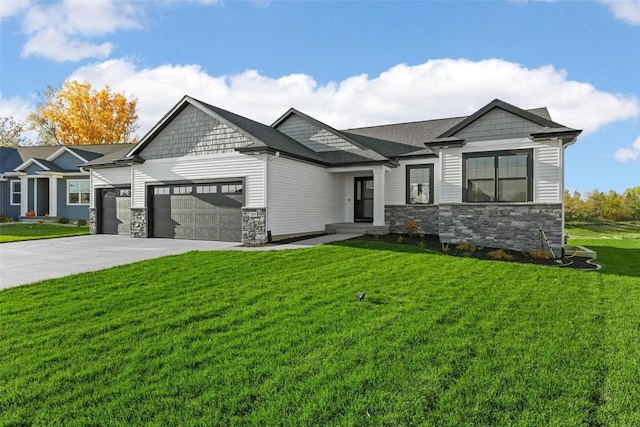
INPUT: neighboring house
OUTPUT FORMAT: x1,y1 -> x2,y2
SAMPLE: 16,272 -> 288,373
0,144 -> 130,221
83,96 -> 581,254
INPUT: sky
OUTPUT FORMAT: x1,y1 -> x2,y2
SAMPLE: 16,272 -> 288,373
1,0 -> 639,194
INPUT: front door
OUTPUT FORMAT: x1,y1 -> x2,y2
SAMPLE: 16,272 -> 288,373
354,177 -> 373,222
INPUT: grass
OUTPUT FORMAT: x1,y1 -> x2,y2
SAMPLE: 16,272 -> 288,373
0,223 -> 90,243
1,227 -> 639,425
567,222 -> 640,277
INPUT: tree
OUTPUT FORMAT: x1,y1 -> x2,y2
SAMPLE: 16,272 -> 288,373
0,117 -> 27,147
28,80 -> 138,145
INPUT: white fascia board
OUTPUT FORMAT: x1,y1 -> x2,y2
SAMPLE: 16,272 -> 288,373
46,146 -> 88,163
14,158 -> 50,172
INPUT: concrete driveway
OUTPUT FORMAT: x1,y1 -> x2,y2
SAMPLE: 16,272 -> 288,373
0,235 -> 239,290
0,233 -> 361,290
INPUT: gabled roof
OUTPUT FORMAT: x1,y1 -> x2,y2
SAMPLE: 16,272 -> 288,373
87,96 -> 580,169
438,99 -> 569,138
0,144 -> 132,175
272,108 -> 371,152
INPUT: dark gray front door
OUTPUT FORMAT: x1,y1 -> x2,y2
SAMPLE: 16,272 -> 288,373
100,188 -> 131,235
151,182 -> 243,242
354,177 -> 373,222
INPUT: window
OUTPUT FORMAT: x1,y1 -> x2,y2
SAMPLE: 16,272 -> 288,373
406,165 -> 434,204
67,179 -> 90,205
196,185 -> 217,194
221,183 -> 243,194
10,180 -> 21,205
173,186 -> 192,195
153,187 -> 169,195
463,150 -> 532,202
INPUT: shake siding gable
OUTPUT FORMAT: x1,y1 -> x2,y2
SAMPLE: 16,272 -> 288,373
268,157 -> 342,236
139,105 -> 253,160
276,115 -> 358,152
454,108 -> 544,142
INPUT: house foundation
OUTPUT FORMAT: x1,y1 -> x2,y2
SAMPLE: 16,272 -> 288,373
438,203 -> 563,253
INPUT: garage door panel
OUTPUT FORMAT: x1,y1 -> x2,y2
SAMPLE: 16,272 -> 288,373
151,182 -> 243,242
100,188 -> 131,235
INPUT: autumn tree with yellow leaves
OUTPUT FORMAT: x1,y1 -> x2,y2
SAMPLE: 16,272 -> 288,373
28,81 -> 138,146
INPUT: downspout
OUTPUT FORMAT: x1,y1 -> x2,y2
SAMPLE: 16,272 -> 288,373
265,151 -> 280,243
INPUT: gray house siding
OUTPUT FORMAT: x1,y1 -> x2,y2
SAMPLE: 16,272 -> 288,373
53,151 -> 83,170
57,178 -> 90,220
24,163 -> 44,175
140,105 -> 253,160
0,181 -> 21,219
454,108 -> 544,142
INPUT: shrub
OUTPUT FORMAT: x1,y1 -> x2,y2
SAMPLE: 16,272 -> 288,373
397,235 -> 404,243
57,217 -> 70,224
487,249 -> 514,261
0,214 -> 14,223
455,242 -> 477,253
404,220 -> 418,236
527,248 -> 552,260
77,219 -> 88,227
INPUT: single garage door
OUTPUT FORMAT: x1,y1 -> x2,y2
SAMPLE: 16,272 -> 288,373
151,182 -> 243,241
100,188 -> 131,235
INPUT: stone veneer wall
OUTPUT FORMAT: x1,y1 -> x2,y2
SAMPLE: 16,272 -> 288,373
385,205 -> 440,235
242,207 -> 267,245
88,208 -> 97,234
438,203 -> 563,253
130,208 -> 147,238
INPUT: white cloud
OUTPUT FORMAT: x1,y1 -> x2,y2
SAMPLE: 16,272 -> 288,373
614,136 -> 640,162
600,0 -> 640,25
20,0 -> 140,62
0,93 -> 33,121
69,58 -> 640,138
0,0 -> 30,19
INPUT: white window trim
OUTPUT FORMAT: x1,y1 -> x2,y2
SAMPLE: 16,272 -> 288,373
10,180 -> 21,206
67,179 -> 90,206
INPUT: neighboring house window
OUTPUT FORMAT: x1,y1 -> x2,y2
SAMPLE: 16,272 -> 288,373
406,165 -> 434,204
10,180 -> 21,205
463,150 -> 533,202
67,179 -> 90,205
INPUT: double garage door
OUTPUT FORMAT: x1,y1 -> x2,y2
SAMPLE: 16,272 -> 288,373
150,182 -> 243,242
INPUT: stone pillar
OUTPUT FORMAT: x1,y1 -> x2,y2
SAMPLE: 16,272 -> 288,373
88,208 -> 97,234
130,208 -> 147,238
372,167 -> 385,227
242,207 -> 267,245
49,176 -> 58,217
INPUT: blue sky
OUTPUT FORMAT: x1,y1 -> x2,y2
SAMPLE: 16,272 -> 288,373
1,0 -> 639,194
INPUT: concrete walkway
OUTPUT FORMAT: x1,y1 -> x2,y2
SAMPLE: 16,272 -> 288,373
0,233 -> 360,290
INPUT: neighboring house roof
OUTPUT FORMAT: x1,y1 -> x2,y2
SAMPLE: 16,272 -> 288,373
82,97 -> 581,169
0,144 -> 131,175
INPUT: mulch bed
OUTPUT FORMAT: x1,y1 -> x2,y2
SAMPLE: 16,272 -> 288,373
353,234 -> 598,270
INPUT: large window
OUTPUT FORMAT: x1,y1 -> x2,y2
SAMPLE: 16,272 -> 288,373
10,180 -> 21,205
67,179 -> 90,205
463,150 -> 532,202
406,164 -> 434,204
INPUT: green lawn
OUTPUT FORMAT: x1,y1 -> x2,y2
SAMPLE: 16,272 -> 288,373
0,223 -> 90,243
567,222 -> 640,277
1,229 -> 639,425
